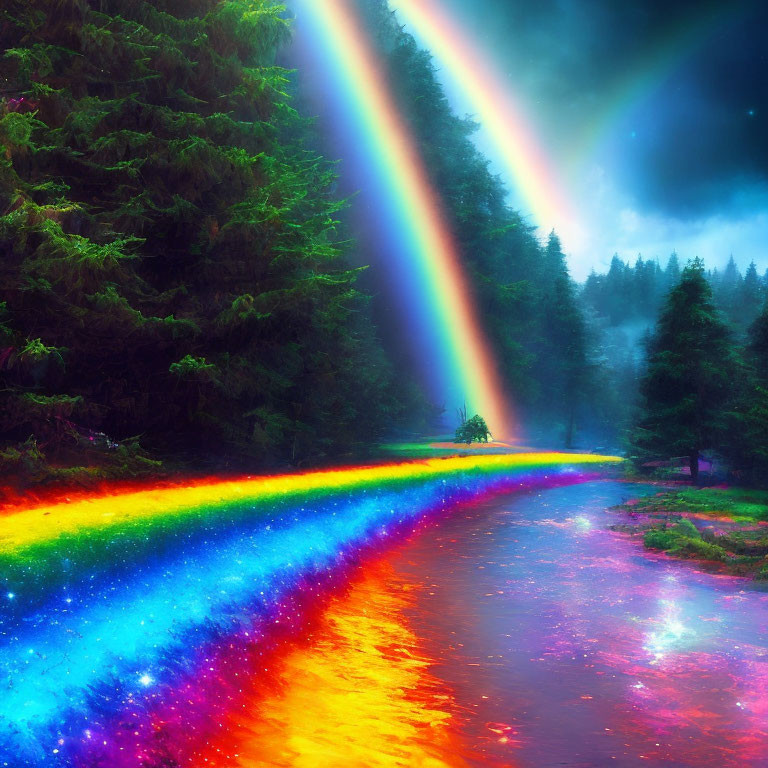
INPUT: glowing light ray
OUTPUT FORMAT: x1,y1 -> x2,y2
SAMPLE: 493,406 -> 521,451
297,0 -> 512,437
389,0 -> 583,250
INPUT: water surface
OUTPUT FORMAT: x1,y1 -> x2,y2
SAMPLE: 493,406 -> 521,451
197,481 -> 768,767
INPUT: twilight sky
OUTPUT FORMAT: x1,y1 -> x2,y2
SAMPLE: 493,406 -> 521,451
396,0 -> 768,279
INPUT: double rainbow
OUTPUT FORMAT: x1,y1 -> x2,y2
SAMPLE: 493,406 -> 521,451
390,0 -> 751,266
390,0 -> 583,250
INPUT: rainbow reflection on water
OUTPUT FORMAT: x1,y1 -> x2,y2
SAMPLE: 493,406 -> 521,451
195,560 -> 473,768
0,453 -> 615,765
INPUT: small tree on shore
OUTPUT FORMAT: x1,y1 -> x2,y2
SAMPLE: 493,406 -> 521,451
455,414 -> 491,445
632,258 -> 738,482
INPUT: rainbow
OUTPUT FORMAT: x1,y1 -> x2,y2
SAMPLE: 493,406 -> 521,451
0,453 -> 620,763
293,0 -> 512,438
389,0 -> 751,265
569,3 -> 747,172
389,0 -> 584,250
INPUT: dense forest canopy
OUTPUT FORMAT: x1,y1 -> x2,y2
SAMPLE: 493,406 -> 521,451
0,0 -> 608,486
0,0 -> 411,483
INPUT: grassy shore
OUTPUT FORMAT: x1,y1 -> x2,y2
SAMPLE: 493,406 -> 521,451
612,487 -> 768,579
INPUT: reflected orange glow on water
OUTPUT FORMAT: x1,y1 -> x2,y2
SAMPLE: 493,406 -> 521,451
196,560 -> 473,768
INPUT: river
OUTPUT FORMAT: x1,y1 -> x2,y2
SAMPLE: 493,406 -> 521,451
194,480 -> 768,767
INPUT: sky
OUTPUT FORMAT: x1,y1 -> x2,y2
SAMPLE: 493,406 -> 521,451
394,0 -> 768,279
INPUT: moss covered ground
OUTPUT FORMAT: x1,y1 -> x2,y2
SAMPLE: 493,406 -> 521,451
613,487 -> 768,579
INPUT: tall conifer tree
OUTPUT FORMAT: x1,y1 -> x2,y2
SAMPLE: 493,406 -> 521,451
722,297 -> 768,484
632,258 -> 737,481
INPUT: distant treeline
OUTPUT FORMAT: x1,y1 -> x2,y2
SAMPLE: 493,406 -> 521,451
629,259 -> 768,486
583,253 -> 767,335
579,251 -> 768,485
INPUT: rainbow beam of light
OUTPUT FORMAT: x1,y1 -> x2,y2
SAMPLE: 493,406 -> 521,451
293,0 -> 512,438
389,0 -> 584,251
0,453 -> 620,763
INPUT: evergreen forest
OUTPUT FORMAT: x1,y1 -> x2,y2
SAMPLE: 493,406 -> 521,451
0,0 -> 409,483
1,0 -> 766,488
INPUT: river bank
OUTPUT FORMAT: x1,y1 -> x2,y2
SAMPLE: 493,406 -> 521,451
611,487 -> 768,579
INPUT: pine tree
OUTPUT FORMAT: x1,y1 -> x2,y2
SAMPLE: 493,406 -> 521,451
603,254 -> 632,325
749,299 -> 768,381
735,261 -> 764,333
539,232 -> 591,447
664,251 -> 681,291
632,258 -> 738,481
720,299 -> 768,484
713,255 -> 743,325
632,255 -> 663,318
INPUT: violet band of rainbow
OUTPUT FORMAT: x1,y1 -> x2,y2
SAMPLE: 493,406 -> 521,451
0,454 -> 620,764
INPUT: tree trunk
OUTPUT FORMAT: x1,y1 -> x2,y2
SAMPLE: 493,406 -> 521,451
565,408 -> 575,450
689,450 -> 699,484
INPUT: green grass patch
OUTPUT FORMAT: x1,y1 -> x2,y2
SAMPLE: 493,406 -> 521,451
626,487 -> 768,523
378,442 -> 457,458
617,487 -> 768,575
643,517 -> 729,562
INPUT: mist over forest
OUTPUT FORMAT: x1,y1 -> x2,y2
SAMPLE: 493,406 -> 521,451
580,253 -> 768,453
